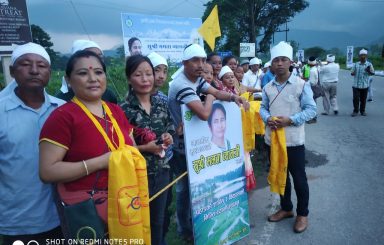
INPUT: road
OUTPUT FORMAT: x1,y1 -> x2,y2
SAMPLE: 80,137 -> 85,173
238,70 -> 384,245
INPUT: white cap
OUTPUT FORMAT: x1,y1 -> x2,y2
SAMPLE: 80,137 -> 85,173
270,41 -> 293,61
71,40 -> 103,55
308,56 -> 317,65
263,61 -> 271,68
326,54 -> 335,62
218,65 -> 233,79
240,59 -> 249,65
359,49 -> 368,55
11,42 -> 50,65
147,52 -> 168,68
249,57 -> 261,66
183,44 -> 206,61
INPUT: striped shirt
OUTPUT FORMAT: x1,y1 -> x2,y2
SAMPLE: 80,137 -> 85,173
168,72 -> 211,154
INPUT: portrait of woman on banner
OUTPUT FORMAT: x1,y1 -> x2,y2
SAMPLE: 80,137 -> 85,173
208,103 -> 231,152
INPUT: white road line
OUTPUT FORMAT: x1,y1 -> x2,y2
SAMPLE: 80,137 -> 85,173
249,194 -> 280,245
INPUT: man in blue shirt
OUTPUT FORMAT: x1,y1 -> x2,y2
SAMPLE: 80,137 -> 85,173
0,43 -> 65,244
260,41 -> 316,234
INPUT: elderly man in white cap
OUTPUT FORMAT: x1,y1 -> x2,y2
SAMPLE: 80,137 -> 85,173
319,54 -> 340,115
350,49 -> 375,116
167,43 -> 248,240
56,39 -> 118,103
259,41 -> 316,233
0,42 -> 64,244
243,57 -> 263,99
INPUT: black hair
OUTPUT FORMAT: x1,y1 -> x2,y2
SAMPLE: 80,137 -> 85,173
222,55 -> 238,66
125,54 -> 154,81
128,37 -> 141,51
207,52 -> 221,62
66,50 -> 106,77
205,62 -> 214,70
208,103 -> 226,127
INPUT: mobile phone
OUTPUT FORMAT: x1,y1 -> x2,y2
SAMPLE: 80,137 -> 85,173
156,138 -> 164,145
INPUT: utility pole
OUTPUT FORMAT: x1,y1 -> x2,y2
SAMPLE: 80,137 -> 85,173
274,21 -> 289,42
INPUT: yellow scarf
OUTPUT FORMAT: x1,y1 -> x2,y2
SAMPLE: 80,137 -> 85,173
250,101 -> 265,136
240,100 -> 265,152
240,91 -> 254,102
73,97 -> 151,244
267,117 -> 288,196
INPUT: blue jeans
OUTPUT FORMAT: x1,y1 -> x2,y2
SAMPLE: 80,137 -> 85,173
172,151 -> 193,237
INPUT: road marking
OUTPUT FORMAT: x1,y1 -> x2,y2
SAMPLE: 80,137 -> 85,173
249,194 -> 280,245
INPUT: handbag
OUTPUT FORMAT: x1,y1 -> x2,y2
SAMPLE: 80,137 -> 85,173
61,172 -> 106,240
311,70 -> 325,99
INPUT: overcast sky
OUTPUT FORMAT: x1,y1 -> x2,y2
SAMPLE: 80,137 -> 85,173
26,0 -> 383,53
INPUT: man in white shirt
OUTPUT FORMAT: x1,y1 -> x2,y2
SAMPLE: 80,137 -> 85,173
319,54 -> 340,115
243,57 -> 262,99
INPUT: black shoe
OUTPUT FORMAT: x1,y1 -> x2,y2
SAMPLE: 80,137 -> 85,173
367,99 -> 373,102
321,112 -> 328,115
351,112 -> 358,117
361,112 -> 367,116
334,110 -> 338,115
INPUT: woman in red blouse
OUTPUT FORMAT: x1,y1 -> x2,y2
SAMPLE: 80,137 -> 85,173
39,50 -> 135,225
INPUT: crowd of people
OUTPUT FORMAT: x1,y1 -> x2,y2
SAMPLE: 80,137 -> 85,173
0,37 -> 376,244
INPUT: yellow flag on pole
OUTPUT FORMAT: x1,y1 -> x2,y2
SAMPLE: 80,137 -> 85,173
198,5 -> 221,51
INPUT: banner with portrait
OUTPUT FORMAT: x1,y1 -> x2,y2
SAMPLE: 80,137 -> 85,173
296,49 -> 304,62
346,46 -> 354,68
120,13 -> 203,62
182,101 -> 250,245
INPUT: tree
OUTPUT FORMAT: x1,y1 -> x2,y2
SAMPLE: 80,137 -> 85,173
202,0 -> 309,54
31,24 -> 59,66
116,45 -> 125,60
305,46 -> 326,59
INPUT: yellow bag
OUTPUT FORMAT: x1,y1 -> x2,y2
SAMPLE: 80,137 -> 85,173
108,145 -> 150,243
73,97 -> 151,244
267,117 -> 288,196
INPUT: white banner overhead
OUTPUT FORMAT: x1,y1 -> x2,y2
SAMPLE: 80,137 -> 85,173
239,43 -> 255,57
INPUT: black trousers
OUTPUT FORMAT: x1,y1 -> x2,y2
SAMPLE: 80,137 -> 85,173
352,87 -> 368,114
268,145 -> 309,216
148,169 -> 170,245
2,226 -> 63,245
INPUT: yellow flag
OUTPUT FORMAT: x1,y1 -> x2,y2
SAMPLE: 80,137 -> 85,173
198,5 -> 221,51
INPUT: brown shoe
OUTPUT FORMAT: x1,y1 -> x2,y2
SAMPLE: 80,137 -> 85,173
268,209 -> 294,222
293,216 -> 308,233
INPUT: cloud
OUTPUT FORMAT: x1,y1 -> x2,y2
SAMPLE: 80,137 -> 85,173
49,32 -> 123,53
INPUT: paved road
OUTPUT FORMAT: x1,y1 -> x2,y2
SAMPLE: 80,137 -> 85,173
239,70 -> 384,245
